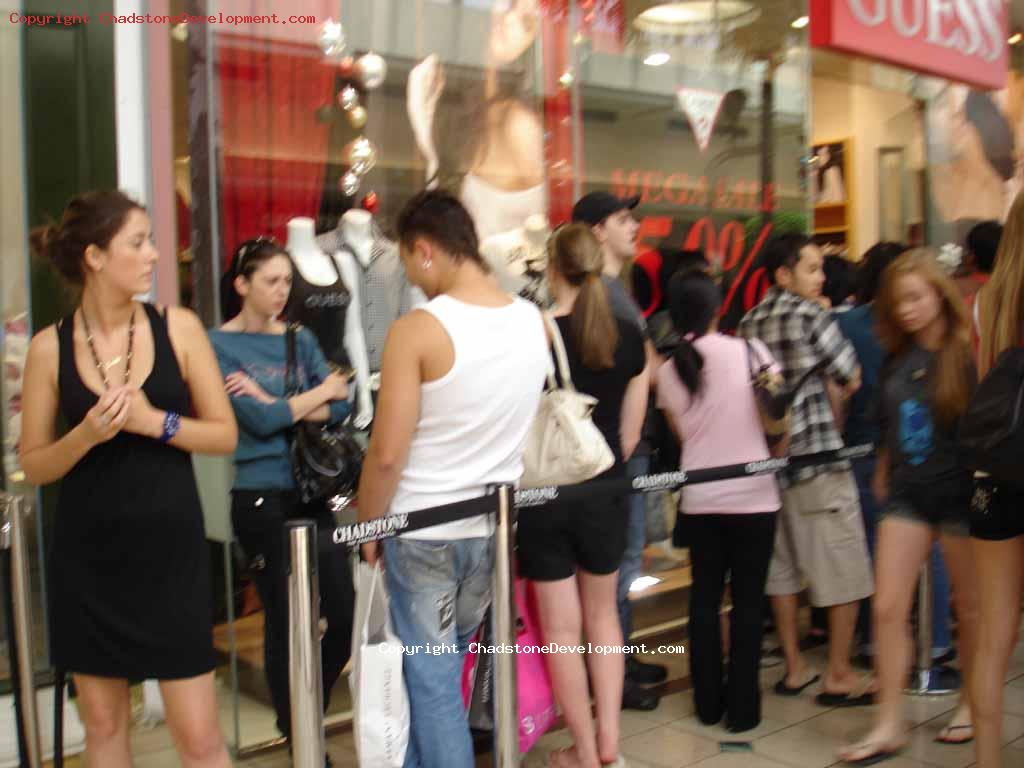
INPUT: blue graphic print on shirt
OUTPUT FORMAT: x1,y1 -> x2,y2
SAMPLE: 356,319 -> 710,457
899,398 -> 933,466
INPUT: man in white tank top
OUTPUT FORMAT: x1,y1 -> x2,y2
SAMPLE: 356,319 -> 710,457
357,191 -> 549,768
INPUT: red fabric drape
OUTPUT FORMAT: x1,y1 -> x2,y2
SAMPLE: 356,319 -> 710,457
216,0 -> 336,265
540,0 -> 575,226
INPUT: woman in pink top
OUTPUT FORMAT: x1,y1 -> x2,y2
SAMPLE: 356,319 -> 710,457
656,272 -> 782,733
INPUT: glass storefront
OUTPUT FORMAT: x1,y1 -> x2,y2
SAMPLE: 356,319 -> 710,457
167,0 -> 812,753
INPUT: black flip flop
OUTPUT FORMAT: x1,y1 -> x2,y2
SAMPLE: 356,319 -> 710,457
773,673 -> 820,697
816,690 -> 876,707
935,724 -> 974,745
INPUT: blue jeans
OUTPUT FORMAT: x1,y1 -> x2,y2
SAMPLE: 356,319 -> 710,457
382,535 -> 494,768
852,455 -> 952,655
618,454 -> 650,646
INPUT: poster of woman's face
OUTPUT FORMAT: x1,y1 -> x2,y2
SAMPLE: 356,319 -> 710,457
926,75 -> 1024,234
812,141 -> 847,205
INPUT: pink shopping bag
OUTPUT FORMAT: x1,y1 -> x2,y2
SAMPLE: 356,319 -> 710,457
461,578 -> 558,753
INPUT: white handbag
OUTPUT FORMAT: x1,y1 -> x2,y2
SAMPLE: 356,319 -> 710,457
521,314 -> 615,488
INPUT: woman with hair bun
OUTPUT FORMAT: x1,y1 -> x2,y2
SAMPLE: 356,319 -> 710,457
19,190 -> 237,767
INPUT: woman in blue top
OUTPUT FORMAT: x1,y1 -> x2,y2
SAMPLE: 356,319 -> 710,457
209,238 -> 353,753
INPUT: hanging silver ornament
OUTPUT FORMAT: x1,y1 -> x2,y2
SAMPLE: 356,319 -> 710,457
343,137 -> 378,176
355,52 -> 387,90
347,105 -> 368,130
338,85 -> 360,112
318,19 -> 346,59
340,171 -> 361,197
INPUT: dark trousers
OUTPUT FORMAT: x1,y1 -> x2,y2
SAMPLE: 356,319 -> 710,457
688,512 -> 777,731
231,490 -> 354,738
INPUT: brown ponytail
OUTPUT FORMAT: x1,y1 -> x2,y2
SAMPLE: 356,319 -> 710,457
549,223 -> 619,369
30,190 -> 145,286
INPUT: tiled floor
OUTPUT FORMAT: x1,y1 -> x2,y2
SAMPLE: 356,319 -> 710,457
49,626 -> 1024,767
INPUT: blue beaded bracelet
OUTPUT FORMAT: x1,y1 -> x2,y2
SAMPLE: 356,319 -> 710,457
159,411 -> 181,444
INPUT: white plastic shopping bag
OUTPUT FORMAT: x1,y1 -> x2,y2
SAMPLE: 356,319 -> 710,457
350,561 -> 410,768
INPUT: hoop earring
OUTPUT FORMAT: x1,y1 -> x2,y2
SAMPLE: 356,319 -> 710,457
422,259 -> 432,270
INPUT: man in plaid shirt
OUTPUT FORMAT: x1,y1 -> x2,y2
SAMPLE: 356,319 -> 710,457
739,234 -> 875,707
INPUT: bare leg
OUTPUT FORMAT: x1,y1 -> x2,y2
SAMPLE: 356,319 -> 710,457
935,533 -> 978,741
772,593 -> 810,687
534,576 -> 600,768
160,672 -> 232,768
971,536 -> 1024,768
839,518 -> 932,761
73,675 -> 132,768
579,568 -> 624,765
823,601 -> 863,692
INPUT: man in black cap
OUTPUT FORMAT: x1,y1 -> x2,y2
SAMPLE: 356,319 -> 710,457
573,191 -> 666,712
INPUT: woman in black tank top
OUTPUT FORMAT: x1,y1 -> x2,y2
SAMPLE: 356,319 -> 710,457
18,191 -> 237,767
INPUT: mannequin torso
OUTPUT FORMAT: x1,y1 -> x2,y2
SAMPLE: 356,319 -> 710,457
479,214 -> 551,306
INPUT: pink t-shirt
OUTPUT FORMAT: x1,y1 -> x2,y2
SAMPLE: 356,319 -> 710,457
656,334 -> 782,515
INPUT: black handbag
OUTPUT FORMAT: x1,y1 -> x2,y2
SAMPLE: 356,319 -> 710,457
958,347 -> 1024,488
285,324 -> 364,504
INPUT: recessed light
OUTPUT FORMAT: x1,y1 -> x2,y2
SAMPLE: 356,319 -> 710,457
633,1 -> 760,35
791,16 -> 809,29
1010,32 -> 1022,45
644,51 -> 672,66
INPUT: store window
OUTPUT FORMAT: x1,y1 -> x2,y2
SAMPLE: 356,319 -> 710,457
174,0 -> 812,753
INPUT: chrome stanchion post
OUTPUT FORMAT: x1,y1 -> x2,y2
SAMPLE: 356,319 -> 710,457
904,562 -> 957,696
492,485 -> 519,768
3,494 -> 43,767
286,520 -> 325,766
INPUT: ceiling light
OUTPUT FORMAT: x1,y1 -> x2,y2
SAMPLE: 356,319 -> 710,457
791,16 -> 809,29
1010,32 -> 1022,45
644,51 -> 671,66
631,1 -> 760,35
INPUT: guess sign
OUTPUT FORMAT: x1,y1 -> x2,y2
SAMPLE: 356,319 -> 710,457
810,0 -> 1007,90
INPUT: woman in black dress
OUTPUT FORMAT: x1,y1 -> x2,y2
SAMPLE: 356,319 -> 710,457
19,190 -> 237,767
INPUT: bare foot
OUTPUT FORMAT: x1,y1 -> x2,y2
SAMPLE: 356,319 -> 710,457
838,723 -> 907,765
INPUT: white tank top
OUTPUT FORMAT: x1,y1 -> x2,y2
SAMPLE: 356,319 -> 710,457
390,294 -> 549,539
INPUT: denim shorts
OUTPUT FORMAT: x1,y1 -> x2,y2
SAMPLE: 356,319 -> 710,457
882,474 -> 972,538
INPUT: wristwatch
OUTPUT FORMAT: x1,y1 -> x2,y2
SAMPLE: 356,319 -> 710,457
159,411 -> 182,444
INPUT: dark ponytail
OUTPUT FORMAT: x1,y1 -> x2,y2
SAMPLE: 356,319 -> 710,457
30,190 -> 145,286
667,272 -> 722,395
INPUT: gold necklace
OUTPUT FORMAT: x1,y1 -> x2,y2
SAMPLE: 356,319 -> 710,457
81,306 -> 135,389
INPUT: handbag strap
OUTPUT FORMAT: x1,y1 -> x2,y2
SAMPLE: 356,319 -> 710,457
285,323 -> 300,396
542,313 -> 576,393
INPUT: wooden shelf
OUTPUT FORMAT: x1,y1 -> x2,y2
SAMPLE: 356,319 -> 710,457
814,226 -> 849,234
814,202 -> 847,210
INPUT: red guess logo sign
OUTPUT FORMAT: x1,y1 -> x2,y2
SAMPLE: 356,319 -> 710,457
810,0 -> 1007,90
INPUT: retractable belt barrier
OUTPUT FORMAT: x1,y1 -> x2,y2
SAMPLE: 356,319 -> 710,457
290,445 -> 877,768
326,444 -> 874,547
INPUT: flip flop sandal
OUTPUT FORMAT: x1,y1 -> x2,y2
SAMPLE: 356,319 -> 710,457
839,741 -> 904,766
773,673 -> 821,696
817,675 -> 877,707
546,748 -> 580,768
935,724 -> 975,745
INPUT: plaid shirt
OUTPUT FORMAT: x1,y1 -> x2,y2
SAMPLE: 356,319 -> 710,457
317,222 -> 423,371
738,287 -> 860,484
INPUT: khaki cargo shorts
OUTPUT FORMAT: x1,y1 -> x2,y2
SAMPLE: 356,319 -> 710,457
765,470 -> 874,607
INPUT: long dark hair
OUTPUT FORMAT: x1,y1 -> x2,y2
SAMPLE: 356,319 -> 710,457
855,242 -> 905,305
219,237 -> 291,321
965,90 -> 1015,181
548,224 -> 619,369
667,272 -> 722,395
30,190 -> 145,286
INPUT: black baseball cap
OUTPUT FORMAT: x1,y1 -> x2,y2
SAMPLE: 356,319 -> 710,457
571,192 -> 641,227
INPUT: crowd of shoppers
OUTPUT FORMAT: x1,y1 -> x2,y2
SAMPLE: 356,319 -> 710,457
17,183 -> 1024,768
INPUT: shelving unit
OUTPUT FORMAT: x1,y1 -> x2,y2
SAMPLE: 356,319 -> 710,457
811,138 -> 855,258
